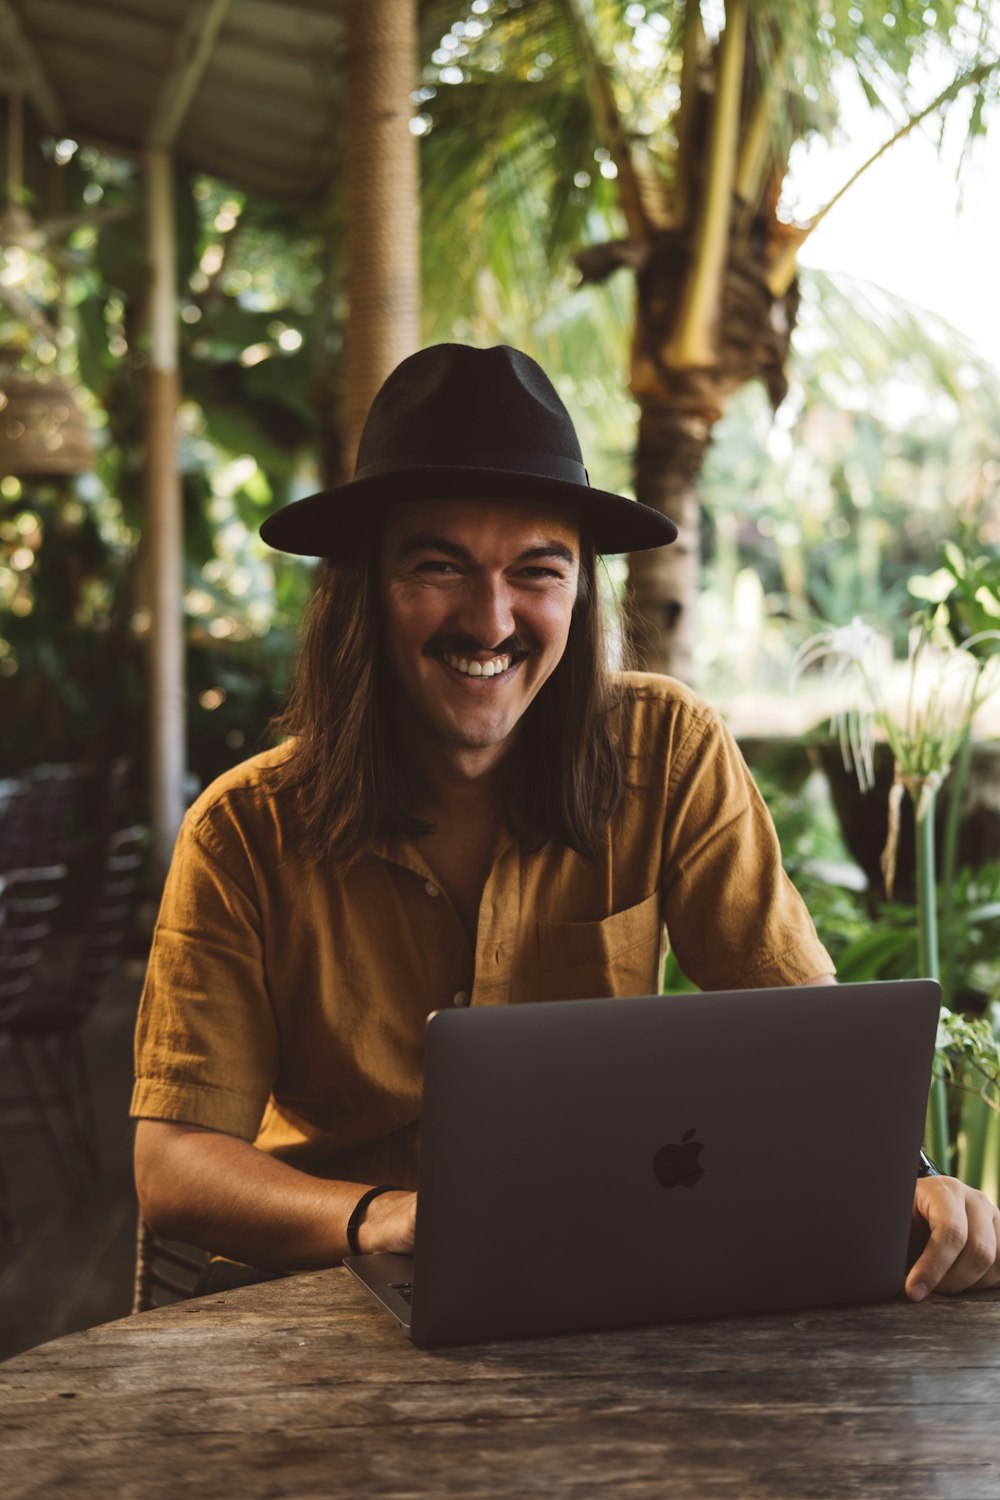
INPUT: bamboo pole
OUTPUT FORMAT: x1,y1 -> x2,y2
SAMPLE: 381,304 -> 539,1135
940,727 -> 973,1003
958,1072 -> 991,1192
982,1108 -> 1000,1207
914,785 -> 950,1169
145,147 -> 186,876
344,0 -> 420,472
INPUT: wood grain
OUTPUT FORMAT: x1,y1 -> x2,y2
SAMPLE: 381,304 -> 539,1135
1,1272 -> 998,1499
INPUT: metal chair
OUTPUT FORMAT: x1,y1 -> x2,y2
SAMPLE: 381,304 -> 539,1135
0,827 -> 147,1180
132,1211 -> 208,1313
0,763 -> 88,870
0,863 -> 75,1192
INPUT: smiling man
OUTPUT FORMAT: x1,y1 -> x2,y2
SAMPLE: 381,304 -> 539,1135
132,344 -> 1000,1303
382,501 -> 580,764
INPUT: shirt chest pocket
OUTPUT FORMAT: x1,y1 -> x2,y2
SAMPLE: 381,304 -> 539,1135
536,891 -> 664,1002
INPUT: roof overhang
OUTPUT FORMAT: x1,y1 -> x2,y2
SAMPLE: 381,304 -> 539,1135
0,0 -> 350,200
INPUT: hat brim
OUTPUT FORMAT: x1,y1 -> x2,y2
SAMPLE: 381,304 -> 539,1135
259,465 -> 677,558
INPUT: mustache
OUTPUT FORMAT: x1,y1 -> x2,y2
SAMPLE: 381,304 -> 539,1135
426,632 -> 534,659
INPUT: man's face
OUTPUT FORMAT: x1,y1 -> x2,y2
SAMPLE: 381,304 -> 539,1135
380,498 -> 581,763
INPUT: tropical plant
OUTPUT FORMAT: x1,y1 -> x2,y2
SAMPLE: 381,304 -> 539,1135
791,606 -> 1000,1175
908,538 -> 1000,979
420,0 -> 1000,678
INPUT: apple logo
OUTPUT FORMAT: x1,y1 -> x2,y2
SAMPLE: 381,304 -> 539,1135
653,1126 -> 705,1188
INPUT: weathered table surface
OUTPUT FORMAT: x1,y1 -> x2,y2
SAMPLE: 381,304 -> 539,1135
1,1271 -> 998,1500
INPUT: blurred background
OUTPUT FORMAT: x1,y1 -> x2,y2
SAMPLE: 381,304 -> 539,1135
0,0 -> 998,1359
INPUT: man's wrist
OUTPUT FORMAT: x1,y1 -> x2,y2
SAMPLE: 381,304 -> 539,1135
348,1184 -> 402,1255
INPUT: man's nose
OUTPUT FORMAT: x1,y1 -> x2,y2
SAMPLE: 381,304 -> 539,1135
457,576 -> 516,649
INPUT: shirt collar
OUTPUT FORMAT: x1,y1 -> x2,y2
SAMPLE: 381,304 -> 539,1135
370,821 -> 520,880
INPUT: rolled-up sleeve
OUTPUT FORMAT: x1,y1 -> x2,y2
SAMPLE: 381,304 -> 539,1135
661,704 -> 835,990
131,810 -> 279,1139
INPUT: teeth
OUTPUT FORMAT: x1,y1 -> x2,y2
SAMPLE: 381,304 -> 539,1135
442,653 -> 511,678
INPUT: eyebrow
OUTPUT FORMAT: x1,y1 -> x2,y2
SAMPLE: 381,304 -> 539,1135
395,532 -> 577,565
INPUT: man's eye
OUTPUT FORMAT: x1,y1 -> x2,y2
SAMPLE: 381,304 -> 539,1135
518,567 -> 562,580
416,560 -> 460,574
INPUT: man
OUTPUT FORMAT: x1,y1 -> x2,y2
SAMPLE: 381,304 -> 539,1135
133,343 -> 1000,1302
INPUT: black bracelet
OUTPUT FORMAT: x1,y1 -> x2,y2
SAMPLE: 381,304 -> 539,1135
347,1185 -> 401,1256
917,1148 -> 941,1178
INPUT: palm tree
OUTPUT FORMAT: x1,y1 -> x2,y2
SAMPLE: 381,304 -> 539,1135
419,0 -> 998,679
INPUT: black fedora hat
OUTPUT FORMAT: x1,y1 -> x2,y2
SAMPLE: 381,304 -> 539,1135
259,343 -> 677,557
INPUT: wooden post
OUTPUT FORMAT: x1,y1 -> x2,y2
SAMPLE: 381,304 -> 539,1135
145,147 -> 186,875
344,0 -> 420,470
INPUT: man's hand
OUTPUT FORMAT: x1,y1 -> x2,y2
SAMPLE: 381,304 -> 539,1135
905,1175 -> 1000,1300
356,1189 -> 417,1255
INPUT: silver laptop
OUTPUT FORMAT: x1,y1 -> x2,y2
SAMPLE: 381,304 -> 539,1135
344,979 -> 940,1347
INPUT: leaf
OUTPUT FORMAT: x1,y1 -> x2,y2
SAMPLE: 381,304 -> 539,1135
944,540 -> 968,578
833,926 -> 917,982
956,902 -> 1000,926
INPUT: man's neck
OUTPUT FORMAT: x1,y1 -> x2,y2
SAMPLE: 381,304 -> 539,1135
394,715 -> 509,822
411,744 -> 507,823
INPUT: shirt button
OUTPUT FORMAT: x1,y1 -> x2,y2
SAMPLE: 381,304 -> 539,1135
453,990 -> 470,1008
425,881 -> 440,897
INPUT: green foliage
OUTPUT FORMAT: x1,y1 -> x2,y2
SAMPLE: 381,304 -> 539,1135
938,1004 -> 1000,1101
0,143 -> 322,788
698,270 -> 1000,698
0,480 -> 146,775
752,765 -> 879,949
821,861 -> 1000,1008
661,948 -> 699,994
909,534 -> 1000,651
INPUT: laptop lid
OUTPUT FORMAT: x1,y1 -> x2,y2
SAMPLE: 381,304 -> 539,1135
350,979 -> 940,1347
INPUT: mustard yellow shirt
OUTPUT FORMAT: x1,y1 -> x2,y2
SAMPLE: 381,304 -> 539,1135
132,672 -> 834,1187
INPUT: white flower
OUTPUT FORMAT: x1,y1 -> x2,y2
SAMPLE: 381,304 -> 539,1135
790,618 -> 1000,795
790,616 -> 887,791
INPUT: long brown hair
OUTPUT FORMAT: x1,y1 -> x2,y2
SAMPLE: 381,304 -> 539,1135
267,528 -> 631,870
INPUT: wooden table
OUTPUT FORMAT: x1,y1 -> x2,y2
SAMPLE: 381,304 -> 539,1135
1,1272 -> 999,1499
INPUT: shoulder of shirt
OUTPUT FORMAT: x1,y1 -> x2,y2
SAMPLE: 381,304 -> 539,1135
181,741 -> 297,844
610,670 -> 721,727
609,672 -> 731,784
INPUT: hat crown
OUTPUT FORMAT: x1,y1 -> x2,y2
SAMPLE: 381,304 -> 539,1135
258,340 -> 679,557
354,344 -> 585,477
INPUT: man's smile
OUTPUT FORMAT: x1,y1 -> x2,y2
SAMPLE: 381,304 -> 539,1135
435,649 -> 530,681
439,651 -> 511,679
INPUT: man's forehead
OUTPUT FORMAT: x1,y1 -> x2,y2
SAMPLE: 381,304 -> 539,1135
382,497 -> 580,553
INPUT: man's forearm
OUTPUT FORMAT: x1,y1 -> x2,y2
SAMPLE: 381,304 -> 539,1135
134,1119 -> 413,1270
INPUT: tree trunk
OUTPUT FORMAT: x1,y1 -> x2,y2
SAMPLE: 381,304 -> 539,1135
627,401 -> 711,680
621,241 -> 799,681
